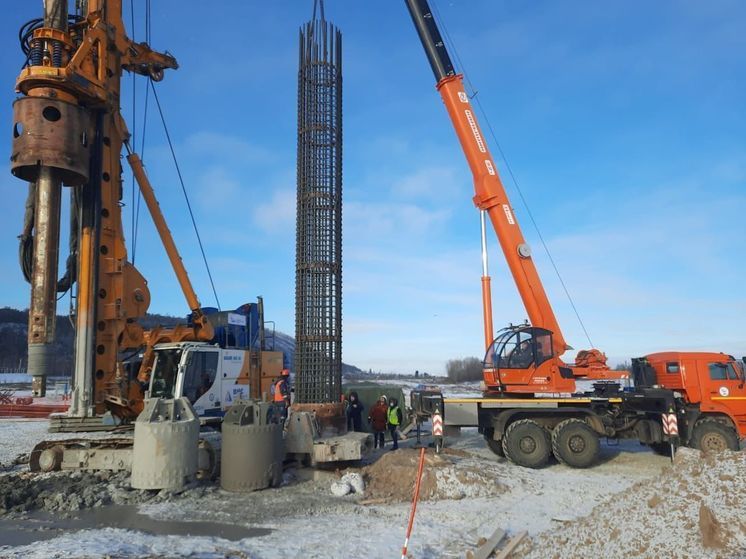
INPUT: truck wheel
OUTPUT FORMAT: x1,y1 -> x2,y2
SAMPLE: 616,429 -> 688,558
484,435 -> 505,457
501,419 -> 551,468
690,418 -> 739,453
552,418 -> 600,468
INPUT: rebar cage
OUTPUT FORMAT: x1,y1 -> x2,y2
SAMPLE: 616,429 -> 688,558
295,15 -> 343,404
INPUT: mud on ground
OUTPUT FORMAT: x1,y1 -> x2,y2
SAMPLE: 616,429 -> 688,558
0,469 -> 216,518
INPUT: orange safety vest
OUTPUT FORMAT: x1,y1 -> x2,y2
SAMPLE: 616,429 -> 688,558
273,379 -> 288,403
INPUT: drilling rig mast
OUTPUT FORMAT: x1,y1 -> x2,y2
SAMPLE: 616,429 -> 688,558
10,0 -> 213,428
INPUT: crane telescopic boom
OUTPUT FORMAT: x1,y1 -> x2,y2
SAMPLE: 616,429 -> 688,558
405,0 -> 620,394
404,0 -> 567,357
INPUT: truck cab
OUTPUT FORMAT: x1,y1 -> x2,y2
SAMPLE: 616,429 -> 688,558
634,352 -> 746,449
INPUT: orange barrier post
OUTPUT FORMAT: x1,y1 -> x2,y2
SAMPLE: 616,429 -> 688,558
401,447 -> 427,559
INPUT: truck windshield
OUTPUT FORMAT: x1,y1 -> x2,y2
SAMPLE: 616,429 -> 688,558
150,348 -> 183,399
734,361 -> 745,381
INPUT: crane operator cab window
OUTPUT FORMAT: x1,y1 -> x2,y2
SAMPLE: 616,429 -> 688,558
484,327 -> 554,370
150,348 -> 182,399
182,350 -> 219,405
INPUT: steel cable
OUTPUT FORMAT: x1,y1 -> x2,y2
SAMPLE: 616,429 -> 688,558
149,79 -> 222,311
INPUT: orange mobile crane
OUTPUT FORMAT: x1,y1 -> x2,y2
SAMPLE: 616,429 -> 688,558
405,0 -> 746,467
406,0 -> 616,395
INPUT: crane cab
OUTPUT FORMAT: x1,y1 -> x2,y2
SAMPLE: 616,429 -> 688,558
148,341 -> 283,418
482,326 -> 577,394
149,343 -> 245,416
481,325 -> 623,395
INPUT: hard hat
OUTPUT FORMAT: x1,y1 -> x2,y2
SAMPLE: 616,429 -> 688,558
281,368 -> 290,376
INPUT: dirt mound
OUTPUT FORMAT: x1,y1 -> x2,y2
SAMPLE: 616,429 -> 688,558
0,470 -> 216,518
519,447 -> 746,559
355,448 -> 504,502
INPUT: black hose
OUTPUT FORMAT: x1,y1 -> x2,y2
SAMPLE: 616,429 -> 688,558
18,183 -> 79,293
18,234 -> 33,283
19,15 -> 85,62
19,18 -> 43,57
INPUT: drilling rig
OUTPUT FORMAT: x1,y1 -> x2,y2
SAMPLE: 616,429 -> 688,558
10,0 -> 287,434
8,5 -> 290,479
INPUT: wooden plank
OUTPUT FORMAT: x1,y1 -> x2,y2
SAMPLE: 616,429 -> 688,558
466,527 -> 505,559
494,531 -> 528,559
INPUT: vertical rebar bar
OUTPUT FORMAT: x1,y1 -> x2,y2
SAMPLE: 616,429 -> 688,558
295,8 -> 343,404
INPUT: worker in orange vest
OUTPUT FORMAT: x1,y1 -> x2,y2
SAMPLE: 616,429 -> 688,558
272,368 -> 291,421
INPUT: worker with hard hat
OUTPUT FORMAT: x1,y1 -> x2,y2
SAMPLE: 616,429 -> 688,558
272,368 -> 291,421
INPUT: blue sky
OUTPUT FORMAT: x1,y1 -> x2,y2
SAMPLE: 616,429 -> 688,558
1,1 -> 744,374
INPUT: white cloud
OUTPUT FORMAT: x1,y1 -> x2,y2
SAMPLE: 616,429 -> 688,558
391,166 -> 462,199
253,188 -> 296,234
181,131 -> 275,165
527,184 -> 746,360
340,172 -> 746,373
345,201 -> 451,241
195,166 -> 244,209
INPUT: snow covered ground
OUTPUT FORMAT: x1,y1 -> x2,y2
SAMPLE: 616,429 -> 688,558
2,377 -> 738,558
0,416 -> 677,559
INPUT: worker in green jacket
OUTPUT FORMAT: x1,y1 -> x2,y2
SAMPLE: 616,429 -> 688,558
387,398 -> 403,450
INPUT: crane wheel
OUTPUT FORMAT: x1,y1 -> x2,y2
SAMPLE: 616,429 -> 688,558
690,418 -> 739,454
483,432 -> 505,457
551,418 -> 600,468
501,419 -> 551,468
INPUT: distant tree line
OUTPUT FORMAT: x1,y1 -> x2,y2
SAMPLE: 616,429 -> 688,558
446,357 -> 483,382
